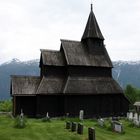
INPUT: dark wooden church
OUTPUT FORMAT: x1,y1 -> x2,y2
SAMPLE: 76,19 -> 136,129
11,5 -> 130,118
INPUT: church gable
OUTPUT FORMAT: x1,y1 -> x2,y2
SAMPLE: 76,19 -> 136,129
40,49 -> 66,66
61,39 -> 113,67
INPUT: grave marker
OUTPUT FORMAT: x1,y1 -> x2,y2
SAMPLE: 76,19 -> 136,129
77,123 -> 83,135
88,127 -> 95,140
66,121 -> 71,129
98,118 -> 104,127
79,110 -> 84,121
111,121 -> 124,133
71,122 -> 77,132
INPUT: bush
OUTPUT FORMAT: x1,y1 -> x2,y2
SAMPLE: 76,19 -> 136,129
14,115 -> 27,128
0,100 -> 12,112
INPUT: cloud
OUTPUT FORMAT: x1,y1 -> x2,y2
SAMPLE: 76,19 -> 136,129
0,0 -> 140,63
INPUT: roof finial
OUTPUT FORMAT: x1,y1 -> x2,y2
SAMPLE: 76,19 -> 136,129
91,0 -> 93,11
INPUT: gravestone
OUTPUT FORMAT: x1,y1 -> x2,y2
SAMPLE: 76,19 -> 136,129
128,112 -> 133,121
77,123 -> 83,135
139,115 -> 140,121
66,121 -> 71,129
98,118 -> 104,127
79,110 -> 84,121
134,113 -> 138,121
71,122 -> 77,132
20,109 -> 24,118
19,109 -> 24,127
127,112 -> 129,119
111,121 -> 123,133
88,127 -> 95,140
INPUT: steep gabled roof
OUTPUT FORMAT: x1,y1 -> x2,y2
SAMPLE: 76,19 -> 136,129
11,76 -> 40,96
40,49 -> 66,66
63,76 -> 123,94
82,4 -> 104,40
61,39 -> 113,67
36,76 -> 65,94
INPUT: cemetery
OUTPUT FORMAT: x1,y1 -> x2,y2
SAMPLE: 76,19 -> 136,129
0,112 -> 140,140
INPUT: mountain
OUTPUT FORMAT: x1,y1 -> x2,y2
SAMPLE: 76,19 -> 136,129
0,59 -> 40,100
0,59 -> 140,100
112,61 -> 140,88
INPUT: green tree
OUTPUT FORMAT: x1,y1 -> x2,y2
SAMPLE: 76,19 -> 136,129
0,100 -> 12,112
125,84 -> 137,104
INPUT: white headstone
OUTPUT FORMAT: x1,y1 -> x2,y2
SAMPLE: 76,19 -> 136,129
139,115 -> 140,122
79,110 -> 84,121
114,123 -> 122,133
112,121 -> 123,133
20,109 -> 24,118
127,112 -> 129,119
134,113 -> 138,120
98,118 -> 104,127
129,112 -> 133,120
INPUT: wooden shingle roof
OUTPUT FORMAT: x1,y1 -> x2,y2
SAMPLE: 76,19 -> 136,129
40,49 -> 66,66
11,76 -> 41,96
61,39 -> 113,67
36,76 -> 65,94
82,5 -> 104,40
63,77 -> 123,94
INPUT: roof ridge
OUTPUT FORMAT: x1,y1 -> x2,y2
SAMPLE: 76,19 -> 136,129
40,49 -> 60,52
61,39 -> 80,43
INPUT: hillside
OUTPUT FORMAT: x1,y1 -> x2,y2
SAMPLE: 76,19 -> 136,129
0,59 -> 39,100
0,59 -> 140,99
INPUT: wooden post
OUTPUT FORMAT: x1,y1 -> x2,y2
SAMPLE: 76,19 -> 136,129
88,127 -> 95,140
71,122 -> 77,132
77,123 -> 83,134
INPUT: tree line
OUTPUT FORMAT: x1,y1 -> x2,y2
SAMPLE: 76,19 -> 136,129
125,84 -> 140,105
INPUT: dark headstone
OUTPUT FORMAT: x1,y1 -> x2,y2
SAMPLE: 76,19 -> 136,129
77,123 -> 83,134
71,122 -> 77,132
66,121 -> 71,129
88,127 -> 95,140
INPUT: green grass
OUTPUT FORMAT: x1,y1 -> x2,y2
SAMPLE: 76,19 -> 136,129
0,115 -> 140,140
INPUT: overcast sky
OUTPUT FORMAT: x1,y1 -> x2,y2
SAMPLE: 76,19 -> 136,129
0,0 -> 140,63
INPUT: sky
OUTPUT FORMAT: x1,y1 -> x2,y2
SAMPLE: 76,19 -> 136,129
0,0 -> 140,63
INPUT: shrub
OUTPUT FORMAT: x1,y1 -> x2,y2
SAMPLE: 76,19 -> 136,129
0,100 -> 12,112
14,115 -> 27,128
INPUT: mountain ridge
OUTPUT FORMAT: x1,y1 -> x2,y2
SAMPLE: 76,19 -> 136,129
1,59 -> 140,100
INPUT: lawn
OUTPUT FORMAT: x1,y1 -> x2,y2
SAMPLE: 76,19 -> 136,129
0,115 -> 140,140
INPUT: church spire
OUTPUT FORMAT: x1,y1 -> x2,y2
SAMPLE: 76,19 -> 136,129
81,4 -> 104,41
91,3 -> 93,11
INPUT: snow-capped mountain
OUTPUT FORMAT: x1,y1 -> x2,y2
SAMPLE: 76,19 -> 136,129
1,59 -> 140,100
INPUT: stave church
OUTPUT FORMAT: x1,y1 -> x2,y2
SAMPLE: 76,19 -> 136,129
11,4 -> 130,118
